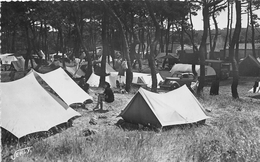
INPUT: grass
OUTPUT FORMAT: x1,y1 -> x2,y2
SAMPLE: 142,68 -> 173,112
2,77 -> 260,162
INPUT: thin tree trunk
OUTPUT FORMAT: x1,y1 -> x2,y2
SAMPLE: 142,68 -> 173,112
197,3 -> 209,95
249,0 -> 256,58
24,22 -> 31,71
208,17 -> 213,59
71,3 -> 92,81
181,18 -> 185,51
229,2 -> 233,49
160,16 -> 164,53
229,0 -> 241,99
44,20 -> 48,60
223,1 -> 230,58
100,7 -> 108,87
212,8 -> 219,53
103,1 -> 133,92
189,10 -> 198,77
59,27 -> 65,68
210,8 -> 220,95
145,0 -> 159,92
244,10 -> 249,57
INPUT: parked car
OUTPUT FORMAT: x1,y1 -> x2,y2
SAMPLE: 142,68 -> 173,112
159,72 -> 197,91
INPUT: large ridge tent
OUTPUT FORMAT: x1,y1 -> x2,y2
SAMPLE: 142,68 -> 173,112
119,85 -> 209,127
32,67 -> 93,105
0,73 -> 80,138
170,63 -> 216,77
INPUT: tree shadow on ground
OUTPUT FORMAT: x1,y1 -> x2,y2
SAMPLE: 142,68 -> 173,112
93,109 -> 109,113
248,94 -> 260,99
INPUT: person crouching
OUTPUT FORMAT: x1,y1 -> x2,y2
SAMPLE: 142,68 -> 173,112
94,82 -> 114,110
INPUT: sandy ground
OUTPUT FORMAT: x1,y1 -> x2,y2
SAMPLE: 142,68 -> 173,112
56,75 -> 260,142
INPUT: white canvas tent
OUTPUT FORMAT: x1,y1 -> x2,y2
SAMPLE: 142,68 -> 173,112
32,68 -> 93,105
87,71 -> 163,89
0,53 -> 14,60
170,63 -> 216,76
107,72 -> 164,88
248,82 -> 260,93
65,65 -> 85,78
119,85 -> 209,127
139,73 -> 164,88
0,55 -> 17,64
87,72 -> 117,88
0,73 -> 80,138
11,56 -> 37,71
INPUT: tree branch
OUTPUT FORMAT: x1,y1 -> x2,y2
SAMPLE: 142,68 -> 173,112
207,0 -> 224,8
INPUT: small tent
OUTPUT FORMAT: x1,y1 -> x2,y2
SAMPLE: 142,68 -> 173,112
106,72 -> 164,88
119,85 -> 209,127
87,72 -> 117,88
136,73 -> 164,88
248,82 -> 260,93
32,68 -> 93,105
0,54 -> 17,64
0,73 -> 80,138
239,55 -> 260,76
11,56 -> 37,71
170,63 -> 216,77
155,53 -> 178,60
65,65 -> 85,78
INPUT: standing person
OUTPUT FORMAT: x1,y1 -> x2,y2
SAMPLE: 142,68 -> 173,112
94,82 -> 114,110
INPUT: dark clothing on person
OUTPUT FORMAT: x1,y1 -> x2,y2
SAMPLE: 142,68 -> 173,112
103,87 -> 114,103
82,83 -> 90,93
118,67 -> 125,76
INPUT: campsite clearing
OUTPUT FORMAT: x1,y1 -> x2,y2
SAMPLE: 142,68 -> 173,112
2,76 -> 260,162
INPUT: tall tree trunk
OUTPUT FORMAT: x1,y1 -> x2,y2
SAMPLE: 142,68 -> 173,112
249,0 -> 256,58
188,10 -> 198,77
208,17 -> 213,59
71,3 -> 92,81
244,10 -> 249,57
24,22 -> 32,71
145,0 -> 159,92
160,16 -> 164,53
59,27 -> 65,68
229,2 -> 233,46
166,18 -> 171,54
229,0 -> 241,99
210,8 -> 220,95
44,20 -> 48,60
103,1 -> 133,92
181,18 -> 185,51
212,8 -> 219,53
100,7 -> 108,87
223,1 -> 230,58
197,3 -> 209,95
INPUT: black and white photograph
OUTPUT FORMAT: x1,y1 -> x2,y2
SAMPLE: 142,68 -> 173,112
1,0 -> 260,161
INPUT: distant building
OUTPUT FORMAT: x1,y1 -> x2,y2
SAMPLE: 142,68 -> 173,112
205,34 -> 260,60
